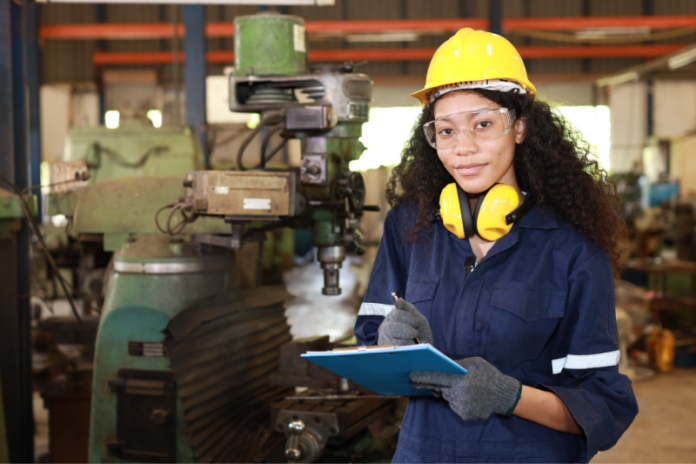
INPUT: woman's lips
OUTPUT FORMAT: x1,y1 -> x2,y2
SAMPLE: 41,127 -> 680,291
455,163 -> 486,176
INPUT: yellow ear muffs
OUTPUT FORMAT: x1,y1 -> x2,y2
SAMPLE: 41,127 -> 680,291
440,182 -> 529,241
473,184 -> 521,241
440,183 -> 474,239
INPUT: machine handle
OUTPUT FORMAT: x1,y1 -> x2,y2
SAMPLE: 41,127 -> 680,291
285,420 -> 305,461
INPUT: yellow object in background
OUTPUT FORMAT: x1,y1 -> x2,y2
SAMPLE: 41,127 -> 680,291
410,28 -> 537,105
647,328 -> 676,373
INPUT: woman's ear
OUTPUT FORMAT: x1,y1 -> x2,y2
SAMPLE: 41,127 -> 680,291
514,117 -> 527,144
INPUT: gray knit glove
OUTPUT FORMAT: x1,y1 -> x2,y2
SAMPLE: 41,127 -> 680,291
410,357 -> 522,420
377,297 -> 433,346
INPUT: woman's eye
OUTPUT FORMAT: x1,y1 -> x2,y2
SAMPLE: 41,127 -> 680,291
438,128 -> 456,137
475,120 -> 493,130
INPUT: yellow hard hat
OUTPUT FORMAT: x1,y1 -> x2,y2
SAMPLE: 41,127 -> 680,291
411,28 -> 536,106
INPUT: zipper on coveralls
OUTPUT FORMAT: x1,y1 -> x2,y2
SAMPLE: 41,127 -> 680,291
464,256 -> 476,282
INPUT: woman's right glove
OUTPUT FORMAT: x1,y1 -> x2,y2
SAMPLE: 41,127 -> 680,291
410,357 -> 522,421
377,297 -> 433,346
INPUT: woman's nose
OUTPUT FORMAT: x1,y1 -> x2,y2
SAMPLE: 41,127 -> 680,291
453,129 -> 478,155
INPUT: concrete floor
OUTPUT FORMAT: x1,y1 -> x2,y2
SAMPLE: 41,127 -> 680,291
592,367 -> 696,463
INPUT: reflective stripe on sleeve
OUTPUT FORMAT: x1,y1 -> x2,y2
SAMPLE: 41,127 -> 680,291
358,303 -> 394,316
552,350 -> 621,374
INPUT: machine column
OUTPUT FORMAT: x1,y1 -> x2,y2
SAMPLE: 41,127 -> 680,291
183,5 -> 208,167
0,0 -> 35,461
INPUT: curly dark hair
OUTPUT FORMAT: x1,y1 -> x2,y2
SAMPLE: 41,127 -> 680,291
386,89 -> 626,278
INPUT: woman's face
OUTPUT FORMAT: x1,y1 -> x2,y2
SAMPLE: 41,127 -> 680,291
433,91 -> 526,194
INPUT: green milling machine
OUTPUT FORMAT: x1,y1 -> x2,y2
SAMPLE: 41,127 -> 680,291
43,12 -> 400,463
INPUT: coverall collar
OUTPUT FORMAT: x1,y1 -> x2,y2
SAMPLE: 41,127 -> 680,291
516,203 -> 558,230
440,203 -> 556,264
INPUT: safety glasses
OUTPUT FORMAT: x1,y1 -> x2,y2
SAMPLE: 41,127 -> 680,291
423,108 -> 516,149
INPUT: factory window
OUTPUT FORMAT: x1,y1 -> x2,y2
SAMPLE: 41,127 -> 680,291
147,109 -> 163,128
350,107 -> 421,171
105,110 -> 120,129
350,105 -> 611,173
556,105 -> 611,172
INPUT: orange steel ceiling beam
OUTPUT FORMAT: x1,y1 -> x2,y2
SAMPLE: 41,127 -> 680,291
93,44 -> 687,65
40,23 -> 184,40
504,15 -> 696,30
42,16 -> 696,40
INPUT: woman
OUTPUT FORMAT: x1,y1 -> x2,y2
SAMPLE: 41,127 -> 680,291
354,29 -> 638,463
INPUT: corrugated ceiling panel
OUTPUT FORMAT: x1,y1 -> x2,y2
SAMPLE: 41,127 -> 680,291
104,4 -> 160,22
408,0 -> 485,19
42,41 -> 96,83
590,0 -> 642,16
38,1 -> 696,84
346,0 -> 401,20
40,3 -> 95,24
528,0 -> 583,17
590,58 -> 644,73
656,0 -> 696,15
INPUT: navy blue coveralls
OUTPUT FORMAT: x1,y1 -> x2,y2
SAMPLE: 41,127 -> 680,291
355,203 -> 638,463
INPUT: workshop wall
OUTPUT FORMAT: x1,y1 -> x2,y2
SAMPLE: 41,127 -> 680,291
610,82 -> 647,173
654,80 -> 696,138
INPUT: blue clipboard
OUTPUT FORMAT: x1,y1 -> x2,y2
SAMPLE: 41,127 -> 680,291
302,344 -> 467,397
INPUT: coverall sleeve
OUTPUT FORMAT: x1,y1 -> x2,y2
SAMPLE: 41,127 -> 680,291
354,212 -> 407,346
539,250 -> 638,462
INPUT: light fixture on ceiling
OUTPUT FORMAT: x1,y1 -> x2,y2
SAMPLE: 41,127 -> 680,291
575,27 -> 651,39
345,33 -> 420,43
667,46 -> 696,70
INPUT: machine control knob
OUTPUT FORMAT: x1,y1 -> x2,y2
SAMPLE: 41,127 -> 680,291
285,420 -> 305,461
150,408 -> 169,426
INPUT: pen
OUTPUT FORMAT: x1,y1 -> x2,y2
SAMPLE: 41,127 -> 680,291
392,291 -> 421,344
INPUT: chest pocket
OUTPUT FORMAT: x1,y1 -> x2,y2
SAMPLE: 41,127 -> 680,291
486,282 -> 566,366
404,273 -> 440,320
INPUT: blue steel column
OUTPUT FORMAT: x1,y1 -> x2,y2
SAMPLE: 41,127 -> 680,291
645,0 -> 654,138
183,5 -> 208,167
0,0 -> 34,462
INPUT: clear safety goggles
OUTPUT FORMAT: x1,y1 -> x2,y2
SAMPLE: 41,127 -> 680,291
423,108 -> 516,149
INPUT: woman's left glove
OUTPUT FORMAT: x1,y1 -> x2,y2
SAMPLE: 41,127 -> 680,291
410,357 -> 522,421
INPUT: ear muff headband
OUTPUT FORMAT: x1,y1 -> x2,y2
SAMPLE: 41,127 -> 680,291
439,182 -> 534,241
457,184 -> 476,238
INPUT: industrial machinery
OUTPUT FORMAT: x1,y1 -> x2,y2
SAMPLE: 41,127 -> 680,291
62,124 -> 205,184
167,10 -> 376,296
78,11 -> 390,464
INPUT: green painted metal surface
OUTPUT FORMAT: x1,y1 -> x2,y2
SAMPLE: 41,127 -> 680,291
0,189 -> 37,218
44,191 -> 76,216
51,176 -> 230,250
88,235 -> 236,463
311,209 -> 336,246
0,189 -> 37,238
234,13 -> 305,76
64,125 -> 204,185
